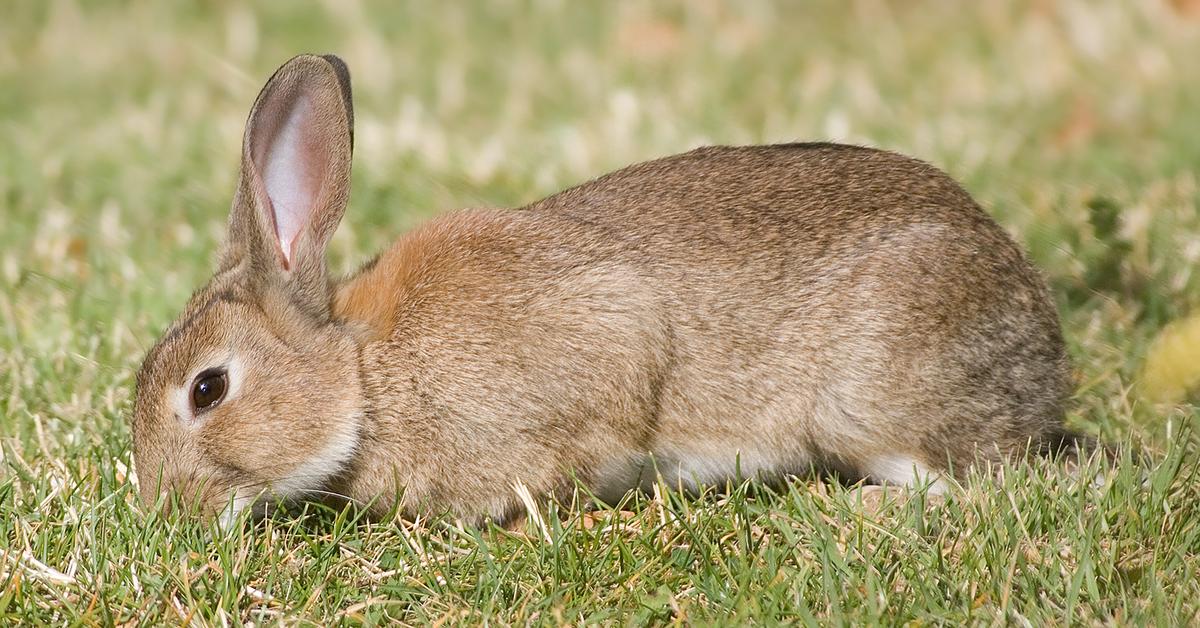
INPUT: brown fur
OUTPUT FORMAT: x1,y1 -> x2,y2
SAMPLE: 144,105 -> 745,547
132,55 -> 1072,524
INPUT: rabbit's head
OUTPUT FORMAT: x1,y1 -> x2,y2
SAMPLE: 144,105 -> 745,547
131,55 -> 362,523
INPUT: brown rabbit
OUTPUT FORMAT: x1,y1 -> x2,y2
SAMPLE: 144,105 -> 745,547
131,54 -> 1075,526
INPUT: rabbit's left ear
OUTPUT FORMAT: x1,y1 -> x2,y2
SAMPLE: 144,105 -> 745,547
222,54 -> 354,316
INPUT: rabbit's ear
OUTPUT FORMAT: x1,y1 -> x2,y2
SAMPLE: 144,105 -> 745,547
222,54 -> 354,317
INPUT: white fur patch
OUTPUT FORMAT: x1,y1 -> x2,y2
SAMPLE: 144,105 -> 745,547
218,490 -> 255,531
271,410 -> 362,498
593,444 -> 812,500
866,454 -> 948,494
651,445 -> 803,490
215,411 -> 361,527
173,348 -> 360,525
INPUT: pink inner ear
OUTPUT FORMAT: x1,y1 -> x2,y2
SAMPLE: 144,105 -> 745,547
258,92 -> 325,267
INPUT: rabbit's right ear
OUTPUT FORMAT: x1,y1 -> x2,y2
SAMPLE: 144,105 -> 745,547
221,54 -> 354,319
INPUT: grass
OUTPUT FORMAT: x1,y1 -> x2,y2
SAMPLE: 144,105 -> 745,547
2,0 -> 1200,624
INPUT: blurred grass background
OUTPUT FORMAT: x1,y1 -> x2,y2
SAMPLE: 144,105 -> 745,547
2,0 -> 1199,623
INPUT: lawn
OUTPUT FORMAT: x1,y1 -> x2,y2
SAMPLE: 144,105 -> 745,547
2,1 -> 1200,624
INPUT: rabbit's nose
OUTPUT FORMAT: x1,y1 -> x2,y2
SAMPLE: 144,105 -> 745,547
141,468 -> 223,519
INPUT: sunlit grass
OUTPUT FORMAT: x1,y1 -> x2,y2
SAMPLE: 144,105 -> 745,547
2,0 -> 1199,623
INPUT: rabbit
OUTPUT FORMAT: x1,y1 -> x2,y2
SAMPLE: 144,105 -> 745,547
131,54 -> 1077,526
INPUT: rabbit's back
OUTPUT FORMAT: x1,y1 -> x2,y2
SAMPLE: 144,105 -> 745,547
528,144 -> 1069,482
337,143 -> 1070,516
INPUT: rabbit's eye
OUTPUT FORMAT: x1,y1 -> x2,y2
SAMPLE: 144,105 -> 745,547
191,369 -> 228,411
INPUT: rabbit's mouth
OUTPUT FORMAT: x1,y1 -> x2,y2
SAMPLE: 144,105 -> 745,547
217,489 -> 261,530
215,480 -> 366,529
215,485 -> 297,529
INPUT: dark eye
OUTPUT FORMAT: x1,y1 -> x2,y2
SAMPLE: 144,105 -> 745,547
191,369 -> 228,412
